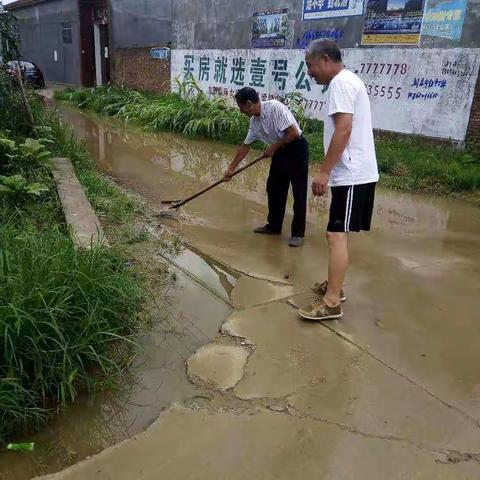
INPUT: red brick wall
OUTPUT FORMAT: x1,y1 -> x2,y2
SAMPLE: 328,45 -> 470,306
111,47 -> 170,94
467,74 -> 480,146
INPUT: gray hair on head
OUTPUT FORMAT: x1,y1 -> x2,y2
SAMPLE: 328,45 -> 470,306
305,39 -> 342,62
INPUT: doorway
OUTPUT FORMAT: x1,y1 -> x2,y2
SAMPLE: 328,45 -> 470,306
93,22 -> 110,85
79,0 -> 110,87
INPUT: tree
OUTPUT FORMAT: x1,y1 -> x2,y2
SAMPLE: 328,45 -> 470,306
0,1 -> 22,63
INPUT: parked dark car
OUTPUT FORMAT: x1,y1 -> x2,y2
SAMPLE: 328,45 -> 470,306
7,60 -> 45,88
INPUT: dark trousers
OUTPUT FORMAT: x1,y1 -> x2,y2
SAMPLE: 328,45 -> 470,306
266,137 -> 308,237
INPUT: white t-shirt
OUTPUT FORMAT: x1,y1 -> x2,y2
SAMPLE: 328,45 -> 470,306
324,69 -> 379,187
245,100 -> 302,145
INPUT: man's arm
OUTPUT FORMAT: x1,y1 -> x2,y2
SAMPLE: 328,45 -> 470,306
264,125 -> 300,158
225,123 -> 299,180
224,143 -> 251,180
312,113 -> 353,196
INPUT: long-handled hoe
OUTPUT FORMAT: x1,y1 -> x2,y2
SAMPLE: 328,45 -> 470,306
157,154 -> 266,217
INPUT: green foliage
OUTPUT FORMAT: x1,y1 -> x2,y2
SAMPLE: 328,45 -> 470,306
0,69 -> 33,136
0,174 -> 48,200
1,136 -> 52,175
56,82 -> 250,143
0,68 -> 145,443
373,138 -> 480,193
0,378 -> 45,440
0,216 -> 144,442
0,2 -> 22,62
0,131 -> 53,210
284,91 -> 307,130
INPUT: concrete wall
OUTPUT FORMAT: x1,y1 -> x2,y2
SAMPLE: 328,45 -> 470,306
171,0 -> 480,144
109,0 -> 172,49
12,0 -> 81,85
108,0 -> 173,93
172,0 -> 480,49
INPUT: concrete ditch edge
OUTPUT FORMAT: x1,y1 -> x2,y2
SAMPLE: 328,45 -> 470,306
52,157 -> 108,248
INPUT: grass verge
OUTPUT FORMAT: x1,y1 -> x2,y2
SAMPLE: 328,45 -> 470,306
55,84 -> 480,197
0,73 -> 146,443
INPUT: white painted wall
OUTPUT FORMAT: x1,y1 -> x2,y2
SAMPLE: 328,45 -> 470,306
172,48 -> 480,141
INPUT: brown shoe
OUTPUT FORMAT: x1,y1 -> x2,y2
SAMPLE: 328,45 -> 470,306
310,280 -> 346,302
298,298 -> 343,321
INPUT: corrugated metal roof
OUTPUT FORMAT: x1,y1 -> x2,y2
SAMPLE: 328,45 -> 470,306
5,0 -> 52,10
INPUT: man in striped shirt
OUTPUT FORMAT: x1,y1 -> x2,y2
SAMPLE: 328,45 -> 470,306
224,87 -> 309,247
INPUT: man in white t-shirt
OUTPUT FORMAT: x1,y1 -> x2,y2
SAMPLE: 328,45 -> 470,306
298,39 -> 379,321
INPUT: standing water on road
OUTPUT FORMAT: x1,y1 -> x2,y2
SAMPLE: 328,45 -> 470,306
2,103 -> 479,479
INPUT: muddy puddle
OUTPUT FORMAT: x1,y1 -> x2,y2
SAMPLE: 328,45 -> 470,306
54,103 -> 480,285
2,102 -> 479,480
58,103 -> 480,239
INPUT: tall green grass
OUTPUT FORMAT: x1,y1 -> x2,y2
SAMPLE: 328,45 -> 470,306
57,80 -> 249,143
0,70 -> 145,443
56,83 -> 480,195
0,215 -> 143,441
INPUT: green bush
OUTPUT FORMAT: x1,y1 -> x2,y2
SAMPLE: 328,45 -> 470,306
0,174 -> 48,201
56,80 -> 250,143
0,68 -> 145,443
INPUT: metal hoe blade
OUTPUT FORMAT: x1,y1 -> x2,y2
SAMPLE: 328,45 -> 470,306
156,201 -> 182,218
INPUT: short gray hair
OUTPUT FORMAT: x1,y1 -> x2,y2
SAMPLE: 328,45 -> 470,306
305,39 -> 342,62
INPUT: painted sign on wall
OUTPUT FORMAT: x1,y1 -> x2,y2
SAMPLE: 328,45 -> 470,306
362,0 -> 426,45
421,0 -> 467,40
172,48 -> 480,141
251,9 -> 289,48
296,29 -> 344,48
150,47 -> 170,60
302,0 -> 365,20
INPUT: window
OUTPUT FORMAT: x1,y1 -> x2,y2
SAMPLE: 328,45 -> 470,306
62,22 -> 72,44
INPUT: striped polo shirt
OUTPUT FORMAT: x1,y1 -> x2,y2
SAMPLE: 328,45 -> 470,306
244,100 -> 302,146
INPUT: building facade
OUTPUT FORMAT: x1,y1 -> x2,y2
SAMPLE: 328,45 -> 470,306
172,0 -> 480,50
170,0 -> 480,144
7,0 -> 480,143
6,0 -> 172,89
108,0 -> 172,92
7,0 -> 110,86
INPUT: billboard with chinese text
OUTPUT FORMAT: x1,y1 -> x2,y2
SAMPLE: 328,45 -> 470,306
303,0 -> 365,20
361,0 -> 426,45
172,48 -> 480,142
421,0 -> 467,40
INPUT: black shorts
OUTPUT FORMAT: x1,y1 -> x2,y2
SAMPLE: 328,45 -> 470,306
327,182 -> 376,232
